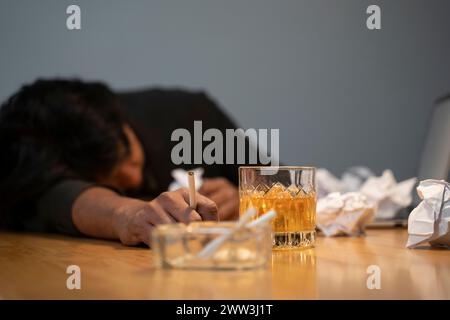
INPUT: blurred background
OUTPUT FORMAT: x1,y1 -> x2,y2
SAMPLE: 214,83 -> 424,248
1,0 -> 449,180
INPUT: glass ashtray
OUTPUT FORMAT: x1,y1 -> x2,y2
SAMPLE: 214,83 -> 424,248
151,221 -> 272,270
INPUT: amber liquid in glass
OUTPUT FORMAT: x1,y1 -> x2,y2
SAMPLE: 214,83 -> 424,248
239,184 -> 316,249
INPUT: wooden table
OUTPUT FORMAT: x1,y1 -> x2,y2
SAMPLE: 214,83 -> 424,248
0,229 -> 448,299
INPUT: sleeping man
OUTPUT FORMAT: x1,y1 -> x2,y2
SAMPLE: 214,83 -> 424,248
0,79 -> 241,245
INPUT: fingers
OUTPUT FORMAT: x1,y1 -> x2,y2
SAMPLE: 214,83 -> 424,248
218,199 -> 240,221
139,224 -> 154,246
157,189 -> 203,223
206,186 -> 237,207
199,178 -> 228,194
145,202 -> 175,225
199,178 -> 239,221
177,188 -> 218,220
195,193 -> 218,221
141,188 -> 218,237
120,206 -> 161,246
180,188 -> 218,217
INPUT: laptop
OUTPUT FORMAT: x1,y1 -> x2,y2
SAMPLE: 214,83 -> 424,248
368,94 -> 450,228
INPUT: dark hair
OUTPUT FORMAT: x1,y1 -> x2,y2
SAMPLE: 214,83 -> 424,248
0,79 -> 129,225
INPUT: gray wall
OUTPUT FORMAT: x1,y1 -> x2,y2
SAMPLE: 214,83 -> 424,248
1,0 -> 450,180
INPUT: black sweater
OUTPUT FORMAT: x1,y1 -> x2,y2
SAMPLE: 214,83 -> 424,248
2,88 -> 243,236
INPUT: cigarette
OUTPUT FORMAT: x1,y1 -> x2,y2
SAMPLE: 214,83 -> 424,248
188,171 -> 197,209
246,210 -> 276,228
197,207 -> 258,259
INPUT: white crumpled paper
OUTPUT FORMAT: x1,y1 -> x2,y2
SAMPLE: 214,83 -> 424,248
360,170 -> 417,219
317,167 -> 416,220
316,192 -> 376,236
406,180 -> 450,248
168,168 -> 204,191
316,166 -> 375,198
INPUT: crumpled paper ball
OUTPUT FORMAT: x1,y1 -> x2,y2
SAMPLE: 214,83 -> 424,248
317,168 -> 417,220
360,170 -> 417,219
406,179 -> 450,248
316,166 -> 375,198
316,192 -> 376,236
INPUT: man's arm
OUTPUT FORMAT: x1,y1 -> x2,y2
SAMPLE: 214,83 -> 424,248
72,186 -> 217,245
35,180 -> 217,246
71,187 -> 135,241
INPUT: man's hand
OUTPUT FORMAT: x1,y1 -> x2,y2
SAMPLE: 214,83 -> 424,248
112,188 -> 217,246
199,178 -> 239,221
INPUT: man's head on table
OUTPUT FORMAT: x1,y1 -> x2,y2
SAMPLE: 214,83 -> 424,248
0,79 -> 239,245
